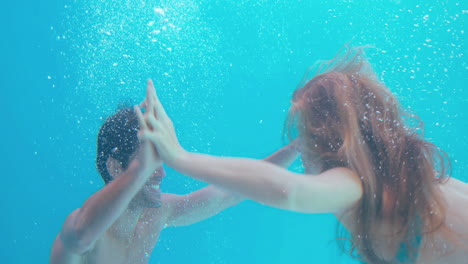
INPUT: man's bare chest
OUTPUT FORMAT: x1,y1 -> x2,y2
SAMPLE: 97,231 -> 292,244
82,214 -> 166,264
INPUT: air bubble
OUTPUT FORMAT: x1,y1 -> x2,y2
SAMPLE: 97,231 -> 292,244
154,8 -> 165,16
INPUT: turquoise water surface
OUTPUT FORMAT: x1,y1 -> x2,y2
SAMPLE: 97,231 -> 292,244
1,0 -> 466,263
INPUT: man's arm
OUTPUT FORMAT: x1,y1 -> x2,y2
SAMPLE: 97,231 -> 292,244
50,160 -> 157,263
261,140 -> 299,168
164,144 -> 299,227
56,160 -> 155,255
163,186 -> 242,227
51,101 -> 161,261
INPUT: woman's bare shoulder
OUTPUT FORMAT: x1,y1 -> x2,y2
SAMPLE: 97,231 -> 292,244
441,177 -> 468,197
439,178 -> 468,233
319,166 -> 360,178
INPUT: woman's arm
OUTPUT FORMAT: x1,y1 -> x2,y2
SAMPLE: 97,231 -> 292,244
172,152 -> 362,213
164,143 -> 299,227
139,80 -> 363,214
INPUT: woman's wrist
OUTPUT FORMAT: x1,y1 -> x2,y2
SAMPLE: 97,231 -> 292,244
166,147 -> 190,170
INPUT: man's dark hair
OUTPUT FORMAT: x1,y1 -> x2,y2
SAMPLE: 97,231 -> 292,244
96,107 -> 140,184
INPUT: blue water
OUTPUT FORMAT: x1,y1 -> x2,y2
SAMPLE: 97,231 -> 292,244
1,0 -> 466,263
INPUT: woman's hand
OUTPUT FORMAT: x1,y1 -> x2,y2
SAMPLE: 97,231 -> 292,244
133,82 -> 162,175
134,80 -> 187,169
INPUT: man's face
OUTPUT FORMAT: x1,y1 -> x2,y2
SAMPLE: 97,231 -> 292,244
110,151 -> 167,209
118,148 -> 166,208
139,167 -> 166,208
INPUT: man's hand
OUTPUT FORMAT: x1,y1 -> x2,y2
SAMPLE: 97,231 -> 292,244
135,80 -> 186,169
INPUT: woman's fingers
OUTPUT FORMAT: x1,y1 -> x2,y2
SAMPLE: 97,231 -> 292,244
146,80 -> 158,118
147,79 -> 169,121
146,80 -> 154,107
149,99 -> 157,121
139,80 -> 172,139
146,114 -> 166,137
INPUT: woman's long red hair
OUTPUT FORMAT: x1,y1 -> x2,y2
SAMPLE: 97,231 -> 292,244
287,47 -> 451,263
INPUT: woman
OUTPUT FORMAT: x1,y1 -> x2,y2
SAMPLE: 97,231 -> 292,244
136,47 -> 468,263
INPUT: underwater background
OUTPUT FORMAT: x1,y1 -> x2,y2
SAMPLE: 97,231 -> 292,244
1,0 -> 466,263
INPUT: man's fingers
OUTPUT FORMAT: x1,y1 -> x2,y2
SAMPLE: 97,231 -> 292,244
139,132 -> 160,146
134,105 -> 148,132
139,99 -> 147,109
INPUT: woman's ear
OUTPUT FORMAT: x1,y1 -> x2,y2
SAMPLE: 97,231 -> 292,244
106,157 -> 123,178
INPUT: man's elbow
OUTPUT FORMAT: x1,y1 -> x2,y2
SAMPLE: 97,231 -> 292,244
60,210 -> 95,255
60,225 -> 96,255
227,191 -> 246,206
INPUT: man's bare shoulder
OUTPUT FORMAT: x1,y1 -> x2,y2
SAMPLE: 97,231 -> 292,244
159,192 -> 190,209
161,192 -> 185,201
139,198 -> 173,229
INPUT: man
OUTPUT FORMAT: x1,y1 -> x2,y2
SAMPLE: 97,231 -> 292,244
50,81 -> 299,264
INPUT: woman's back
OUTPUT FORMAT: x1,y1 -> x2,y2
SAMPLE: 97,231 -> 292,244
417,178 -> 468,263
337,177 -> 468,263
